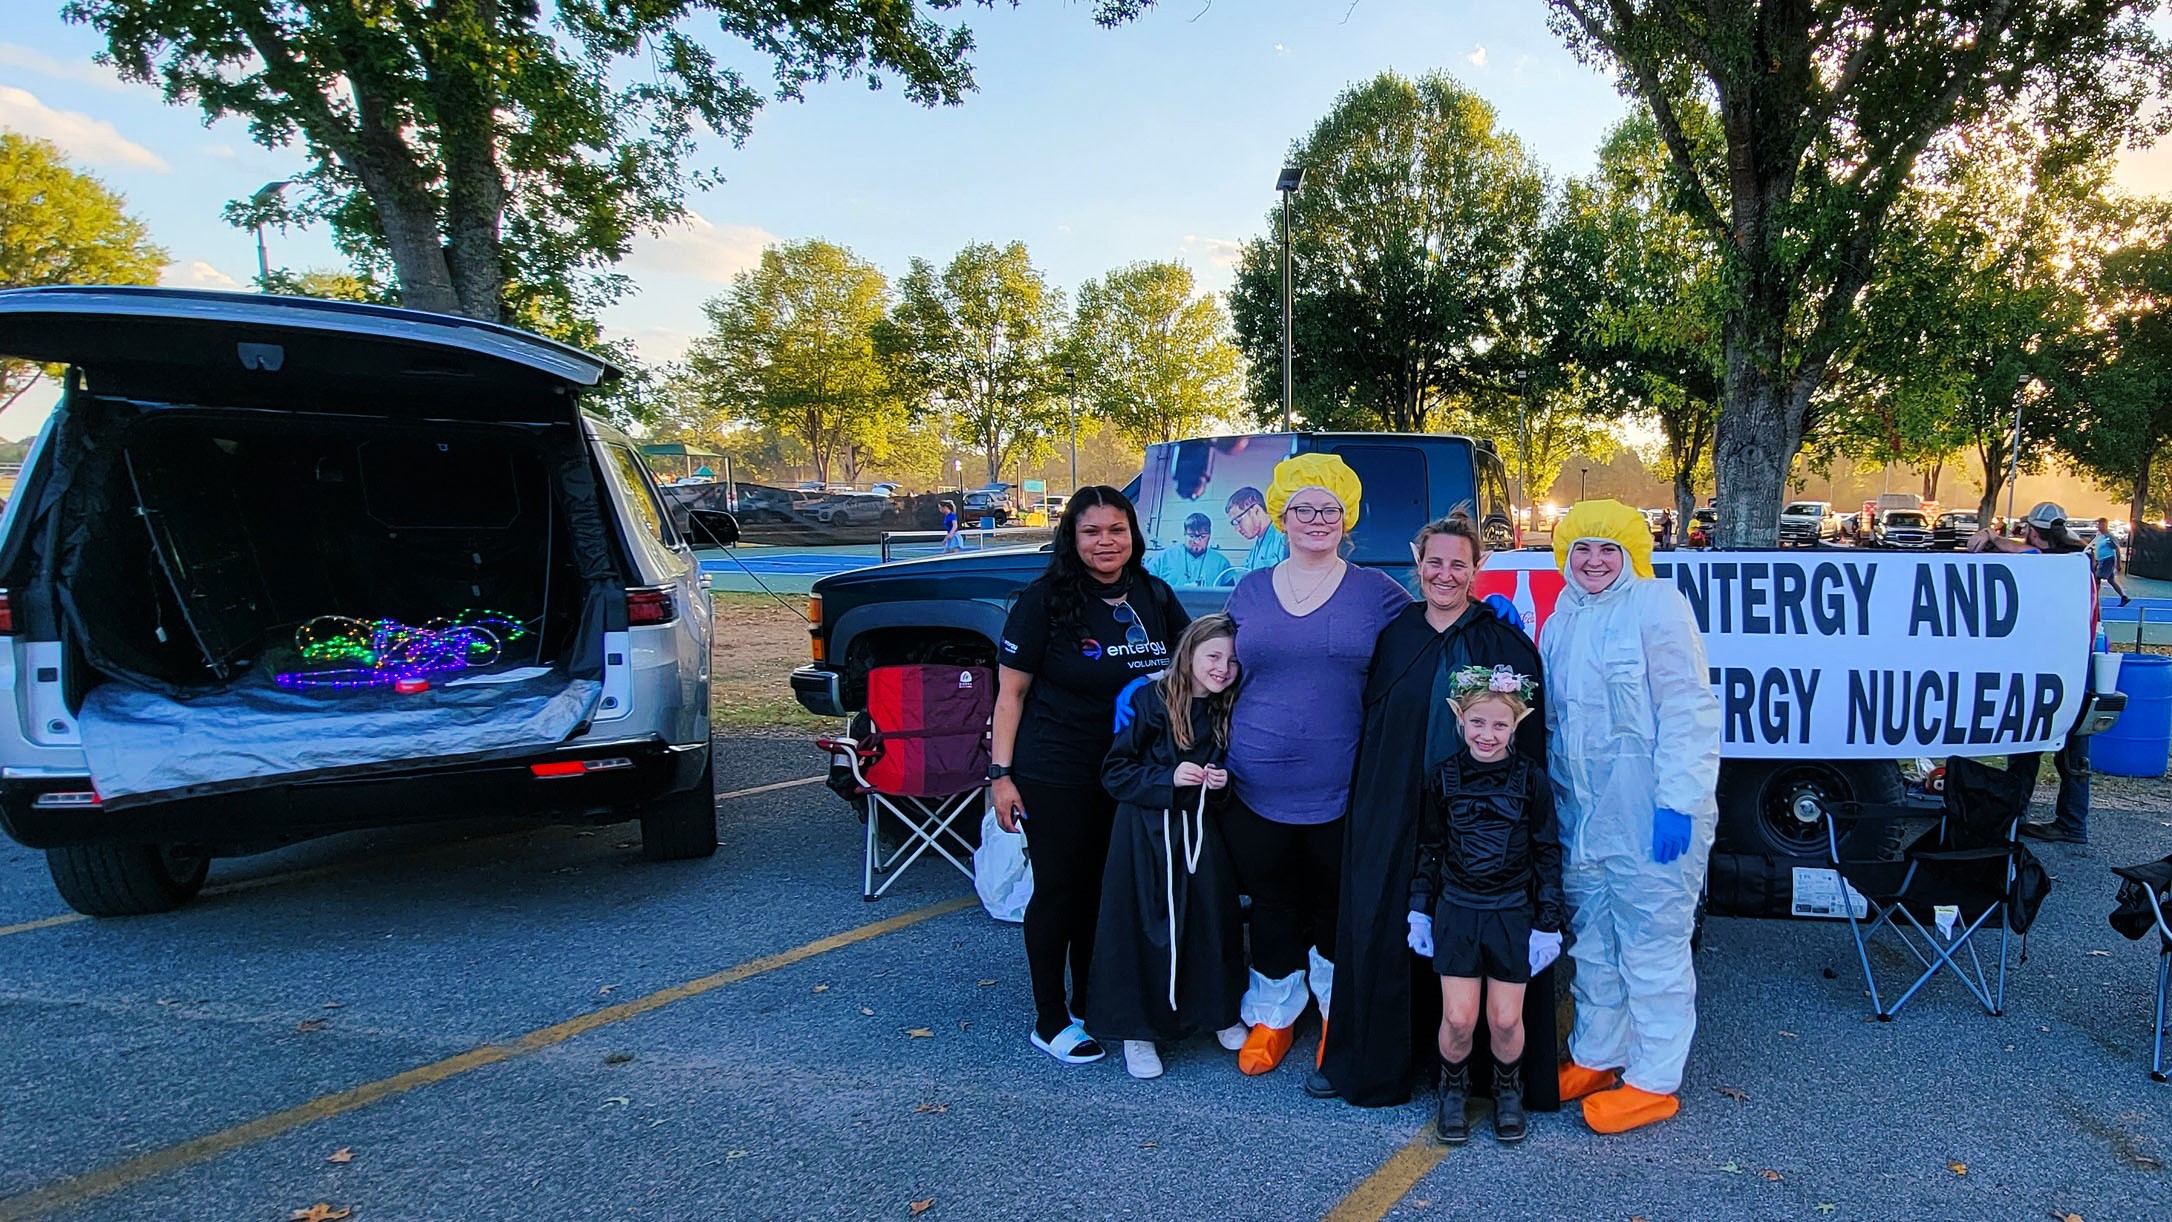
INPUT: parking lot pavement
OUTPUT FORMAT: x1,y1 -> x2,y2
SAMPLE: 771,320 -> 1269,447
4,737 -> 2169,1220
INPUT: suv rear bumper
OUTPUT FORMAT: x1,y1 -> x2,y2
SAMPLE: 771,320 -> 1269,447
792,666 -> 846,717
0,739 -> 707,852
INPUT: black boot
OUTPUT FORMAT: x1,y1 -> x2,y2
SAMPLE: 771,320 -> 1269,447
1492,1057 -> 1527,1143
1435,1057 -> 1470,1145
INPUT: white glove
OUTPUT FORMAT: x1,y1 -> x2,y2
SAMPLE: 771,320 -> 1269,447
1528,929 -> 1563,976
1406,911 -> 1434,958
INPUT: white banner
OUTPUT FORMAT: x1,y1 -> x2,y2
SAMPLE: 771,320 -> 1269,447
1475,550 -> 2095,761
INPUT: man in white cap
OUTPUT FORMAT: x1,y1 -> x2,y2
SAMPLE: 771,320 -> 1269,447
1969,502 -> 2092,843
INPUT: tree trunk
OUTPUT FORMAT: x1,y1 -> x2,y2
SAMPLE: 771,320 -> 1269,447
1713,357 -> 1794,549
1922,457 -> 1943,503
2132,451 -> 2153,531
418,0 -> 507,321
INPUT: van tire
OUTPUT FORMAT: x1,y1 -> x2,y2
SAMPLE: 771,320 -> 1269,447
1715,759 -> 1906,861
640,755 -> 718,861
45,843 -> 210,916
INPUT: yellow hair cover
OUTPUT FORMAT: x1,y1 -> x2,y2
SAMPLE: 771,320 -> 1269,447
1265,453 -> 1365,533
1552,498 -> 1656,580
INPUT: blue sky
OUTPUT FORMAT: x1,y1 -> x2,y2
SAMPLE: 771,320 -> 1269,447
5,1 -> 2169,444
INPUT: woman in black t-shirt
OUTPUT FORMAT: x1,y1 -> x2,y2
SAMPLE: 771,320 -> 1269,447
993,486 -> 1189,1065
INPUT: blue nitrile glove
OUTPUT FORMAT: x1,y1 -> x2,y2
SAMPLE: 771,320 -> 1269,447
1406,911 -> 1434,958
1483,593 -> 1526,634
1528,929 -> 1563,976
1111,674 -> 1155,733
1652,807 -> 1693,864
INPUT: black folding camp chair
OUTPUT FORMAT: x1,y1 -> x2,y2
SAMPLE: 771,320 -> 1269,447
1825,756 -> 2049,1021
2109,854 -> 2172,1082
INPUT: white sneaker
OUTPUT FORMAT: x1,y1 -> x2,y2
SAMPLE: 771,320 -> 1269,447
1123,1040 -> 1164,1079
1215,1024 -> 1249,1052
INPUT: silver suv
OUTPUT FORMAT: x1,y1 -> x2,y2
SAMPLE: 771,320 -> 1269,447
0,288 -> 733,915
1778,500 -> 1839,545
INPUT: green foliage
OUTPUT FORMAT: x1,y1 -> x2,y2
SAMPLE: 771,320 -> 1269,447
1548,0 -> 2172,545
686,239 -> 900,485
0,132 -> 168,410
2066,203 -> 2172,521
1064,260 -> 1241,446
1226,71 -> 1547,432
67,1 -> 1119,325
880,241 -> 1067,483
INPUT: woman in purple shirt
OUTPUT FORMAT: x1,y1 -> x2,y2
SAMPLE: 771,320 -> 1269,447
1224,453 -> 1411,1074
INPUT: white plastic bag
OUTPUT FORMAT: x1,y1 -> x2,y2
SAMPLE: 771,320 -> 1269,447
973,808 -> 1034,923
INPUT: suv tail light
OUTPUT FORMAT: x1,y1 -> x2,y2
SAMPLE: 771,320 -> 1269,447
627,586 -> 677,626
0,589 -> 14,635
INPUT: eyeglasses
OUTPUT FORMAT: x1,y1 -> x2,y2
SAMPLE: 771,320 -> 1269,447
1286,504 -> 1345,525
1112,600 -> 1149,646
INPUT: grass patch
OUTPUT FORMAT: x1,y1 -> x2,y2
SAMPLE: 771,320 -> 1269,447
709,591 -> 843,736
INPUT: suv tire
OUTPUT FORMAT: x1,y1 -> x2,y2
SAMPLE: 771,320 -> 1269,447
1715,759 -> 1906,861
640,753 -> 718,861
46,843 -> 210,916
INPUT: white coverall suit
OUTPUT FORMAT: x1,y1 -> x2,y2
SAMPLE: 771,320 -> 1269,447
1540,570 -> 1722,1095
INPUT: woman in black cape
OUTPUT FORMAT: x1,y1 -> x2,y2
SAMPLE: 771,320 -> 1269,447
1308,515 -> 1558,1109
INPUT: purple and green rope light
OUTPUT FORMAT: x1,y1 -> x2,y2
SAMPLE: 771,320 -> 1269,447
274,610 -> 529,690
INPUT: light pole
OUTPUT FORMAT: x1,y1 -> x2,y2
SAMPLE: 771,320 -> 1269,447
2003,388 -> 2026,523
1276,165 -> 1305,431
251,180 -> 290,286
1514,369 -> 1530,527
1064,365 -> 1079,493
1580,466 -> 1590,502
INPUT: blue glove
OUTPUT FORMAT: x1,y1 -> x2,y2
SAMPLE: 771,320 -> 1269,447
1652,807 -> 1693,864
1406,911 -> 1434,958
1111,674 -> 1155,733
1528,929 -> 1563,976
1483,593 -> 1526,633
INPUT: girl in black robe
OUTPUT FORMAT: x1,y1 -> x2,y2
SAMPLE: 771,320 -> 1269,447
1085,616 -> 1249,1077
1311,520 -> 1559,1109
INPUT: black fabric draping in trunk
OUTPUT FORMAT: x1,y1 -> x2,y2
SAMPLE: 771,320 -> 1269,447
1318,599 -> 1561,1109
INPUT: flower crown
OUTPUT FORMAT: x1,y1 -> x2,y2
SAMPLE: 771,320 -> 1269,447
1450,664 -> 1537,705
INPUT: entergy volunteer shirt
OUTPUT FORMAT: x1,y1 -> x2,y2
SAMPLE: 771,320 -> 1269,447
1000,577 -> 1189,786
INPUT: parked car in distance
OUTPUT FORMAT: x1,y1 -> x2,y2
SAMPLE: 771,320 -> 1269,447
1873,508 -> 1935,549
813,493 -> 900,526
1838,512 -> 1862,543
961,488 -> 1015,524
868,482 -> 902,496
1778,500 -> 1840,546
1687,507 -> 1720,548
0,286 -> 730,916
1933,510 -> 1980,549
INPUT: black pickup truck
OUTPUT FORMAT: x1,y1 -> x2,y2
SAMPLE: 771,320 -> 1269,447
790,432 -> 1518,717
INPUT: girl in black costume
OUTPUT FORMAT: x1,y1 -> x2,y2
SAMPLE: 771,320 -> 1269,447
1087,615 -> 1251,1079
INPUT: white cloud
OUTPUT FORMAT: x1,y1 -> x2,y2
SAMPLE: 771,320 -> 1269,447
1273,43 -> 1287,55
1466,45 -> 1489,69
160,260 -> 239,289
1180,235 -> 1244,269
624,212 -> 777,283
619,326 -> 695,365
0,43 -> 131,92
0,84 -> 169,171
202,143 -> 240,159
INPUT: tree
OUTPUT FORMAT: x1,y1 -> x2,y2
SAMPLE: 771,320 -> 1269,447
880,241 -> 1066,484
686,240 -> 898,487
1548,1 -> 2171,546
2067,207 -> 2172,527
1226,71 -> 1547,431
1065,260 -> 1241,446
71,1 -> 1146,325
0,133 -> 168,411
1545,111 -> 1726,536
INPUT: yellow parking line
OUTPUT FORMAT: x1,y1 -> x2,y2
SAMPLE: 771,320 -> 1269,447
1321,1128 -> 1445,1222
0,774 -> 826,939
0,913 -> 83,938
0,893 -> 975,1221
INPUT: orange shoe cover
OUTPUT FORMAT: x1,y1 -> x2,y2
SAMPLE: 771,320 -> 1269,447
1315,1018 -> 1330,1070
1582,1084 -> 1679,1134
1238,1023 -> 1296,1075
1556,1062 -> 1621,1103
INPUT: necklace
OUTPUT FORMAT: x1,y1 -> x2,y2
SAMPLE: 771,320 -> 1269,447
1285,559 -> 1343,608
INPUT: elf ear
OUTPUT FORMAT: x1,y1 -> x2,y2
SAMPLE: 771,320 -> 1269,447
1514,705 -> 1536,726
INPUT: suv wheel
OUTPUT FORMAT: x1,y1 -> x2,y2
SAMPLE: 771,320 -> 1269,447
640,753 -> 718,861
1715,759 -> 1905,860
45,842 -> 210,916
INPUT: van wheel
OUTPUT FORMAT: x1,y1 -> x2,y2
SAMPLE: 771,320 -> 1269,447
45,843 -> 210,916
1715,760 -> 1905,860
640,754 -> 718,861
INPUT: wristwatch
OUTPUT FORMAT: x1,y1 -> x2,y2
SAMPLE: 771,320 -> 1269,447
987,764 -> 1012,780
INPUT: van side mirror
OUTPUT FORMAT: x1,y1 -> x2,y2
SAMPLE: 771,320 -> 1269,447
687,509 -> 740,548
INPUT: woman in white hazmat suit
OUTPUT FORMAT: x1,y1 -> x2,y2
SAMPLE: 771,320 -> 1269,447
1539,499 -> 1722,1134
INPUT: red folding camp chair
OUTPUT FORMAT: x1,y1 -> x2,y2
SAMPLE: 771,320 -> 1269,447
818,664 -> 993,901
